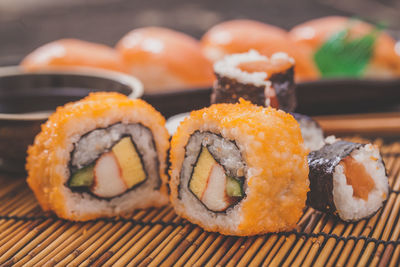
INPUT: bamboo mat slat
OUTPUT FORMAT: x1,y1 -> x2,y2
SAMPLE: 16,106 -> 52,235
0,138 -> 399,266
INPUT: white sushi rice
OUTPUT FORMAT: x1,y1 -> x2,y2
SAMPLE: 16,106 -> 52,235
179,131 -> 247,232
332,144 -> 388,221
214,50 -> 270,87
325,135 -> 339,145
166,113 -> 190,136
296,118 -> 324,151
214,49 -> 294,87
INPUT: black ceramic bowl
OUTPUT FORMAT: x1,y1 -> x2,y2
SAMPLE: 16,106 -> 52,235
0,67 -> 143,172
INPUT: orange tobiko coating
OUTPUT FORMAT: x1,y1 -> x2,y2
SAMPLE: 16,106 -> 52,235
21,39 -> 128,73
170,99 -> 309,236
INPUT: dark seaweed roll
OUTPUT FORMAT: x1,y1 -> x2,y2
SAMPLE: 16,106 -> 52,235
212,50 -> 296,112
307,139 -> 388,221
291,113 -> 324,151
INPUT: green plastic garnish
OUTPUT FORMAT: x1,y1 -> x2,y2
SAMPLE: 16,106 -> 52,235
226,176 -> 244,197
314,21 -> 381,77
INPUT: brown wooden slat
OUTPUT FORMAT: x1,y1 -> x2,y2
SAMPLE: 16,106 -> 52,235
138,226 -> 184,266
314,222 -> 352,266
281,213 -> 326,266
226,237 -> 256,266
173,230 -> 208,266
249,235 -> 280,266
147,224 -> 193,266
207,236 -> 241,266
32,222 -> 95,266
106,208 -> 176,266
389,245 -> 400,267
54,221 -> 114,266
235,236 -> 266,266
0,219 -> 53,264
161,227 -> 203,266
191,234 -> 226,266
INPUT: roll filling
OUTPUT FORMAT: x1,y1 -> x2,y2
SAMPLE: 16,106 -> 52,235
341,155 -> 375,200
68,123 -> 158,199
180,132 -> 246,214
186,133 -> 245,212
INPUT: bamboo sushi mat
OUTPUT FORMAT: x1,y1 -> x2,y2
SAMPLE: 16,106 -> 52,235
0,138 -> 399,266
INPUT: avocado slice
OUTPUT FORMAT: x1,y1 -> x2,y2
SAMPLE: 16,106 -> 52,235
69,164 -> 94,187
226,176 -> 243,197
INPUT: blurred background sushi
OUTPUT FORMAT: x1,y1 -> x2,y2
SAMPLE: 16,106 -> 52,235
0,0 -> 399,154
1,0 -> 399,106
1,0 -> 400,84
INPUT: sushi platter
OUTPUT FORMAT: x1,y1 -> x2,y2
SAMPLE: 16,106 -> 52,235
0,15 -> 399,266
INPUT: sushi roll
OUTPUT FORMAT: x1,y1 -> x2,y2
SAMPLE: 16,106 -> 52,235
116,27 -> 214,93
26,92 -> 169,221
169,100 -> 309,236
307,139 -> 389,221
212,50 -> 297,112
290,16 -> 400,78
21,39 -> 128,73
201,19 -> 319,81
291,113 -> 325,151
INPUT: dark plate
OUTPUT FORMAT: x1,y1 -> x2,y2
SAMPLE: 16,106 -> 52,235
296,78 -> 400,115
143,78 -> 400,118
0,67 -> 143,172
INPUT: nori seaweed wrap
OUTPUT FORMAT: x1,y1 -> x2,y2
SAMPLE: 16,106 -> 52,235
212,50 -> 296,112
307,140 -> 388,221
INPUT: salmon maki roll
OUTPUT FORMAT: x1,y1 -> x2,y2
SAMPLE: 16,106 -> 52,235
169,100 -> 309,236
26,92 -> 169,221
307,138 -> 388,221
212,50 -> 297,112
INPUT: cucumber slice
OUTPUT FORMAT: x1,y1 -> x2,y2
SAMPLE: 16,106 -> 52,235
69,164 -> 94,187
226,176 -> 243,197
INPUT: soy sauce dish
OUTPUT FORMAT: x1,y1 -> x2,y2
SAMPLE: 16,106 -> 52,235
0,67 -> 143,172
